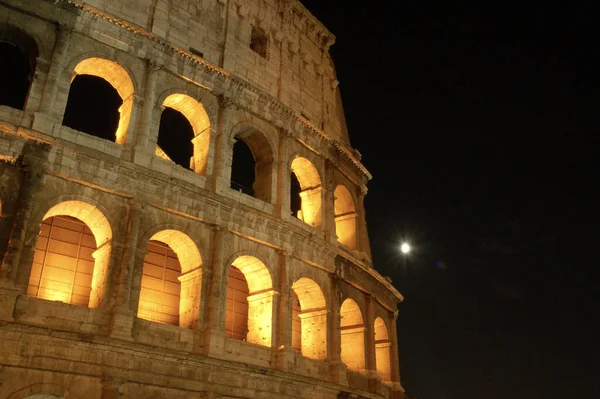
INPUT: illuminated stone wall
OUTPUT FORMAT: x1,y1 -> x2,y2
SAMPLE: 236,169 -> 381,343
0,1 -> 405,398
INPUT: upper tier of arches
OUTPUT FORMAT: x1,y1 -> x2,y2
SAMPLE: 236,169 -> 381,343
0,22 -> 367,255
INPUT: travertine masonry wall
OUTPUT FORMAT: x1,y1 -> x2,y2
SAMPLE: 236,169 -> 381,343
0,1 -> 404,398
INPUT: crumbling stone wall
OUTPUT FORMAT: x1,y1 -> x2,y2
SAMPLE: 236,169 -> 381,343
0,1 -> 405,398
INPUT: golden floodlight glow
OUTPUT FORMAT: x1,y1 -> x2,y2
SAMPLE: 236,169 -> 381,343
290,157 -> 322,229
28,201 -> 113,308
137,230 -> 203,328
231,256 -> 273,347
162,94 -> 211,174
334,185 -> 358,249
291,277 -> 327,360
340,298 -> 366,372
74,57 -> 134,145
374,316 -> 392,383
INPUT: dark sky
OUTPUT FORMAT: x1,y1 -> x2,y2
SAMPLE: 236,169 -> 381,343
301,2 -> 599,398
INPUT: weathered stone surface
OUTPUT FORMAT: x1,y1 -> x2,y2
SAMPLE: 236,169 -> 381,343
0,1 -> 406,398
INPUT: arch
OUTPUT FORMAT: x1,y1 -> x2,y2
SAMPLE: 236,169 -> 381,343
137,229 -> 203,328
334,185 -> 358,249
6,383 -> 68,399
291,277 -> 328,360
230,123 -> 275,203
158,93 -> 212,174
225,255 -> 273,346
290,156 -> 322,228
374,316 -> 392,382
0,23 -> 39,110
27,200 -> 113,308
340,298 -> 365,372
148,229 -> 201,274
66,57 -> 135,144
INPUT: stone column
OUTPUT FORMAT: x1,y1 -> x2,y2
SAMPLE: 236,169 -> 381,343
328,272 -> 346,383
275,130 -> 291,219
210,96 -> 234,194
2,143 -> 49,285
357,187 -> 373,262
389,310 -> 404,397
0,143 -> 49,321
38,25 -> 72,116
323,159 -> 338,245
273,250 -> 292,369
365,294 -> 379,391
108,200 -> 141,341
132,61 -> 160,166
202,226 -> 226,355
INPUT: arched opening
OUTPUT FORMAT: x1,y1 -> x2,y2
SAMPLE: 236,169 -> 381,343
138,240 -> 181,325
157,94 -> 211,174
291,277 -> 328,360
0,42 -> 32,110
290,172 -> 302,219
340,298 -> 365,372
27,201 -> 112,308
0,24 -> 38,110
137,230 -> 202,328
334,185 -> 358,249
62,75 -> 122,141
28,216 -> 96,305
230,129 -> 274,203
290,157 -> 322,228
156,108 -> 194,169
225,255 -> 273,346
374,317 -> 392,382
230,139 -> 255,196
63,58 -> 134,144
226,266 -> 249,340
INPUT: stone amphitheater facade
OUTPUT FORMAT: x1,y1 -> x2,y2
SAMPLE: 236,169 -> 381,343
0,1 -> 405,398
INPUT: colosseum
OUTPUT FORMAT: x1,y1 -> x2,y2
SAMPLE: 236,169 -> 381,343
0,1 -> 405,398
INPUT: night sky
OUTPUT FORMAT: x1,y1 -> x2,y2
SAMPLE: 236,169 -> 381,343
301,2 -> 599,398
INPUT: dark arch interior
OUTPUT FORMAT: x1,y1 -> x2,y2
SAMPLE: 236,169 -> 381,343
290,172 -> 302,218
157,107 -> 194,169
231,138 -> 255,196
0,41 -> 32,110
62,74 -> 122,142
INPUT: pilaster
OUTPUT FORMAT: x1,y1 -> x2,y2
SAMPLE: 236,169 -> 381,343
132,60 -> 160,166
275,129 -> 292,219
210,95 -> 235,194
328,271 -> 347,384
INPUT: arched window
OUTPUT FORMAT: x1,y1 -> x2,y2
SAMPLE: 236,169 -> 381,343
340,298 -> 365,372
291,277 -> 328,360
230,139 -> 255,196
27,201 -> 112,308
230,129 -> 274,202
334,185 -> 358,249
137,230 -> 202,328
138,240 -> 181,325
225,255 -> 273,346
290,172 -> 302,219
290,157 -> 322,228
28,216 -> 96,305
0,24 -> 38,110
62,75 -> 122,141
156,94 -> 211,174
374,317 -> 392,382
226,266 -> 249,340
62,58 -> 134,144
